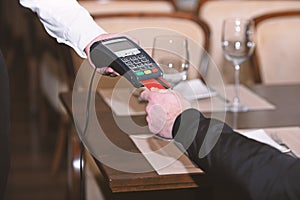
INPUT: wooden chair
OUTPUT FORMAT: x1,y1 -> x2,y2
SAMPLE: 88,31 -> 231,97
78,0 -> 177,15
252,10 -> 300,84
197,0 -> 300,84
28,23 -> 74,175
38,43 -> 75,175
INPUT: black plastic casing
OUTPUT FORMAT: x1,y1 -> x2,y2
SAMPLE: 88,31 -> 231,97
90,36 -> 163,88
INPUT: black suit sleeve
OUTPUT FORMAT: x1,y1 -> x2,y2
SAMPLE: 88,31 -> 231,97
172,109 -> 300,200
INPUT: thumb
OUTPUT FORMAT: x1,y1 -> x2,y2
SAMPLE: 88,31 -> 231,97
140,90 -> 152,101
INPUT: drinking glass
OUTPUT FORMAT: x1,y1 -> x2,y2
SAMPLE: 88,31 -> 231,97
152,35 -> 189,87
222,18 -> 255,112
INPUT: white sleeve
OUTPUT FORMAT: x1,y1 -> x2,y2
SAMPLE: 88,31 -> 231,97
19,0 -> 107,58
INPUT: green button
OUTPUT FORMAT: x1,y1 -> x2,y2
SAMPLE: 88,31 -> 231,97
136,71 -> 144,76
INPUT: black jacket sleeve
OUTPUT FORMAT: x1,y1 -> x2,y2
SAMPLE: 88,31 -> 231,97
172,109 -> 300,200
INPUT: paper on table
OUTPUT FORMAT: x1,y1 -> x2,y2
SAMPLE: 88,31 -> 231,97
130,134 -> 203,175
261,127 -> 300,157
268,127 -> 300,157
238,129 -> 286,152
238,127 -> 300,157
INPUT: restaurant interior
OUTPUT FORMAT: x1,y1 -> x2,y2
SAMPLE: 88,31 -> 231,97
0,0 -> 300,200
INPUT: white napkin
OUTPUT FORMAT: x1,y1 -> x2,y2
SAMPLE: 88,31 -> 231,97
173,79 -> 217,101
238,129 -> 287,152
130,134 -> 203,175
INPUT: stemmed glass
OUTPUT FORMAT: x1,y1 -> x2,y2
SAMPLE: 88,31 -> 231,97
152,35 -> 189,87
222,18 -> 255,112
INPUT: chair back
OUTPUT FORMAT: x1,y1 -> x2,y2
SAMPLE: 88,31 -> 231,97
79,0 -> 176,15
252,10 -> 300,84
36,27 -> 77,113
198,0 -> 300,84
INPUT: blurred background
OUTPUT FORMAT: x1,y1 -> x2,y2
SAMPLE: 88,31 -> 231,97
1,0 -> 300,199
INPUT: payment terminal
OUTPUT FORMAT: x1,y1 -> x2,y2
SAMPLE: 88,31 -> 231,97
90,36 -> 171,89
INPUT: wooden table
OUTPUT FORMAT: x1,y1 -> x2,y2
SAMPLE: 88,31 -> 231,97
223,84 -> 300,129
60,84 -> 300,199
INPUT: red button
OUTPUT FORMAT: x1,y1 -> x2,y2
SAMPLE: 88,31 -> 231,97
152,68 -> 158,73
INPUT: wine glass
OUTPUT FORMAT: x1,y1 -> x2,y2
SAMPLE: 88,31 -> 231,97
152,35 -> 189,87
222,18 -> 255,112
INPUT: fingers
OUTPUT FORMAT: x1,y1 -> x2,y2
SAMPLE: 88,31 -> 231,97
97,67 -> 120,76
139,90 -> 151,101
140,88 -> 169,101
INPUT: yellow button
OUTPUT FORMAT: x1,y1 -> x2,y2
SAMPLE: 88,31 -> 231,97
144,70 -> 152,74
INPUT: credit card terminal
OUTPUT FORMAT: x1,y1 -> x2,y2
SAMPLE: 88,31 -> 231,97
90,36 -> 171,89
